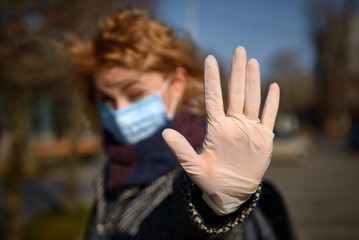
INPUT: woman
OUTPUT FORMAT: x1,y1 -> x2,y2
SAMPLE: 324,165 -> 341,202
73,8 -> 294,240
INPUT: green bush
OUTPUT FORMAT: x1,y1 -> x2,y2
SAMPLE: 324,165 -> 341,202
23,206 -> 91,240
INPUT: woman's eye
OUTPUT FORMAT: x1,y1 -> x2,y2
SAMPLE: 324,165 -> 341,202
128,91 -> 144,101
101,97 -> 115,109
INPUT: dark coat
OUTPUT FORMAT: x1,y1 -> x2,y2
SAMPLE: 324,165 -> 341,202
84,169 -> 295,240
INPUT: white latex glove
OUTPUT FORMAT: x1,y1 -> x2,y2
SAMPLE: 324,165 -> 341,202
162,46 -> 280,215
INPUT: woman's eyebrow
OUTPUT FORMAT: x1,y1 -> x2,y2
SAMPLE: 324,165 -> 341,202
121,79 -> 142,91
95,88 -> 111,97
95,76 -> 141,88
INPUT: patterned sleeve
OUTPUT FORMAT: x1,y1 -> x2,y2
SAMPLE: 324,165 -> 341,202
172,170 -> 261,239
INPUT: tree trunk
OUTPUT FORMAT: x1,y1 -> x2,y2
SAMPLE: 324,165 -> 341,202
3,87 -> 28,240
63,85 -> 81,210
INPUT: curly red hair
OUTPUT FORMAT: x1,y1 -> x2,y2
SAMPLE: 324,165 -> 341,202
72,8 -> 205,117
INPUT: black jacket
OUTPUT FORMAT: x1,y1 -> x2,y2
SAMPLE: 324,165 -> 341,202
84,169 -> 295,240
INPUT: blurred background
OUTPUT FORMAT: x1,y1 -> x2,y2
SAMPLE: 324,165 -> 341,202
0,0 -> 358,239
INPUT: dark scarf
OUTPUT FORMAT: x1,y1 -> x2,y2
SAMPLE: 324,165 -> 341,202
104,109 -> 206,199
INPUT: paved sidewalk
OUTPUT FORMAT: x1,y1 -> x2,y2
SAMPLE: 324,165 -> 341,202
266,135 -> 359,240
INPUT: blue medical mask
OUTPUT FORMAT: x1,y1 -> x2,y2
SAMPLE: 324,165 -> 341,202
97,77 -> 176,145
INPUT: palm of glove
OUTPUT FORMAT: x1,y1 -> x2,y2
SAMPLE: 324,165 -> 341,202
163,46 -> 280,208
198,112 -> 274,198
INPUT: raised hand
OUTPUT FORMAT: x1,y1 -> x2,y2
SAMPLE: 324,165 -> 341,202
162,46 -> 280,215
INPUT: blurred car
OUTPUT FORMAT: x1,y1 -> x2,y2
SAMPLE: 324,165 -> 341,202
273,135 -> 313,165
349,120 -> 359,150
272,114 -> 313,165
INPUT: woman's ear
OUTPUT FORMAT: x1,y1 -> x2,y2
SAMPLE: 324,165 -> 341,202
170,67 -> 187,99
163,67 -> 187,117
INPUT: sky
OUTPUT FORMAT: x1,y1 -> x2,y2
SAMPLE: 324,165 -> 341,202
154,0 -> 315,79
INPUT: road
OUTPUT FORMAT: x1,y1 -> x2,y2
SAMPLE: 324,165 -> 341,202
266,135 -> 359,240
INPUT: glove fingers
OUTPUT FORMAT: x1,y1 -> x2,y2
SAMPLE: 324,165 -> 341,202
261,83 -> 280,131
162,128 -> 202,173
204,55 -> 224,122
227,46 -> 247,115
243,58 -> 261,121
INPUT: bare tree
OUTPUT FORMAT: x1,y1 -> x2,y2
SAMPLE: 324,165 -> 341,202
0,1 -> 157,239
307,0 -> 359,134
266,50 -> 315,115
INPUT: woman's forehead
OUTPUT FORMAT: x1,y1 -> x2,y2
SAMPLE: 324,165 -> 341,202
94,66 -> 165,90
94,67 -> 141,86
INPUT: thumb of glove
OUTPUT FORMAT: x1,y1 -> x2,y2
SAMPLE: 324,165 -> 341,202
162,128 -> 258,216
162,128 -> 204,182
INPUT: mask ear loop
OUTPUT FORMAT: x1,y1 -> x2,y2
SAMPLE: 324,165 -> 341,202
159,73 -> 180,119
159,73 -> 173,95
167,96 -> 180,119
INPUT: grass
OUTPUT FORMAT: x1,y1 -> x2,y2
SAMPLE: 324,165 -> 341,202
23,206 -> 92,240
